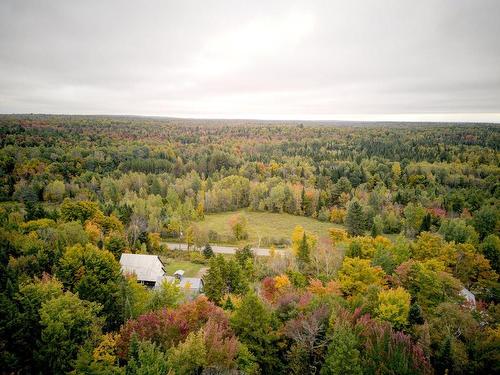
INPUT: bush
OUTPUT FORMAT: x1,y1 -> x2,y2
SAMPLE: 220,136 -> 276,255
164,249 -> 195,262
317,207 -> 330,222
229,214 -> 249,240
261,236 -> 290,248
208,230 -> 219,242
330,207 -> 346,224
189,252 -> 207,264
383,211 -> 402,234
43,180 -> 66,203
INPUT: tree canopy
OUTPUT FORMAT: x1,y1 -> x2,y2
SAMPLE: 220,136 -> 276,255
0,115 -> 498,374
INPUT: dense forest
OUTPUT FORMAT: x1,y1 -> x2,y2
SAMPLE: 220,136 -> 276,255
0,114 -> 499,374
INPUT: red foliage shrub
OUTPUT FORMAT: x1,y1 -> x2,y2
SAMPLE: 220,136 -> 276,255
261,276 -> 277,302
204,314 -> 240,370
428,207 -> 447,218
117,296 -> 220,359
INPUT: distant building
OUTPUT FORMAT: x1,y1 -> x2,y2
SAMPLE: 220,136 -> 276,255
119,253 -> 166,288
460,287 -> 476,307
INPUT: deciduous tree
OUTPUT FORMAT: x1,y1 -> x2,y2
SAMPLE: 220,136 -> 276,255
39,292 -> 102,374
337,257 -> 385,296
375,287 -> 411,329
56,243 -> 123,329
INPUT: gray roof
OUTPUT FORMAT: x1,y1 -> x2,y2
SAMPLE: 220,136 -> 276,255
460,287 -> 476,306
162,276 -> 204,291
120,253 -> 165,282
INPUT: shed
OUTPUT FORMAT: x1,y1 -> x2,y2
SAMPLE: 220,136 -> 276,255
460,287 -> 476,307
159,269 -> 204,294
162,276 -> 204,294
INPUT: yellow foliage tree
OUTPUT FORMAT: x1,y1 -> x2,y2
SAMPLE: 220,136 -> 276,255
307,278 -> 341,296
330,207 -> 346,224
84,221 -> 102,244
92,333 -> 120,365
347,235 -> 393,259
221,293 -> 242,309
329,228 -> 348,245
373,235 -> 392,248
274,274 -> 291,290
291,225 -> 317,255
291,225 -> 304,254
392,162 -> 402,181
95,214 -> 124,235
412,232 -> 456,266
376,287 -> 411,329
148,232 -> 161,253
228,213 -> 248,240
123,274 -> 150,319
454,243 -> 498,294
196,200 -> 205,219
185,225 -> 194,250
337,257 -> 386,296
339,192 -> 351,208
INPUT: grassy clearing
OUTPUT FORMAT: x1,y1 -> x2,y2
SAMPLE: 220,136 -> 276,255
160,258 -> 205,277
198,210 -> 345,247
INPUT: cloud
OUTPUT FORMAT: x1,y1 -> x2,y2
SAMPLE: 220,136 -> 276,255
0,0 -> 499,122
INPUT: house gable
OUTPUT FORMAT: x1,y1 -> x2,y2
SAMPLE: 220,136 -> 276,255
119,253 -> 165,284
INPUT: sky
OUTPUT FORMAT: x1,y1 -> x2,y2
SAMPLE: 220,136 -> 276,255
1,0 -> 500,122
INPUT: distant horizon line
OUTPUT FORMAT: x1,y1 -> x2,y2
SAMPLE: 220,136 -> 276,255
1,112 -> 500,124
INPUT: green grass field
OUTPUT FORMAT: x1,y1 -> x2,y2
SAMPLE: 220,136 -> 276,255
199,210 -> 345,247
160,258 -> 205,277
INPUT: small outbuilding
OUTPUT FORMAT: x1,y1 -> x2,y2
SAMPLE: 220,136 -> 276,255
161,269 -> 204,294
460,287 -> 476,307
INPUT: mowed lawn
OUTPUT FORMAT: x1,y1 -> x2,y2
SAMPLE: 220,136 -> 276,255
200,210 -> 345,247
160,258 -> 205,277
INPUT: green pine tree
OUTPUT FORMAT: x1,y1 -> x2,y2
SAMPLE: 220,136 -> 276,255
408,302 -> 425,325
223,295 -> 234,311
420,213 -> 432,233
301,186 -> 307,213
297,232 -> 310,269
127,333 -> 140,365
226,259 -> 249,295
203,243 -> 214,258
346,200 -> 365,237
230,292 -> 281,374
435,335 -> 453,375
235,245 -> 254,266
203,255 -> 226,304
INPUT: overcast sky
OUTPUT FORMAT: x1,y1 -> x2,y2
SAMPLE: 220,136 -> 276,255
1,0 -> 499,122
